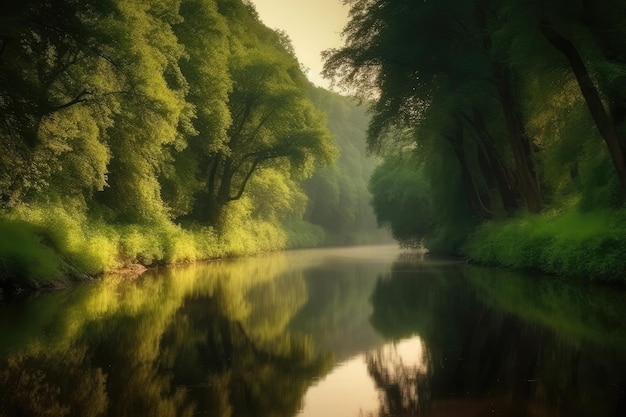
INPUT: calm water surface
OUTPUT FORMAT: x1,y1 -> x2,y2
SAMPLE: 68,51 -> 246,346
1,245 -> 626,416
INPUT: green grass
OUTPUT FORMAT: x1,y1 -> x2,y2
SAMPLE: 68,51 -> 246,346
463,207 -> 626,282
0,201 -> 302,291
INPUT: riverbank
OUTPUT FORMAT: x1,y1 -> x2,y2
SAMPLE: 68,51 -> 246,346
0,204 -> 325,301
462,207 -> 626,283
0,202 -> 388,301
3,202 -> 625,301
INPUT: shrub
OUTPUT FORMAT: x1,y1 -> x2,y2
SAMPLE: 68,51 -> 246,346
463,207 -> 626,282
0,217 -> 63,287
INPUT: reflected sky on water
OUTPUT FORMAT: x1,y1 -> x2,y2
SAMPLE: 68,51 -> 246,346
298,336 -> 426,417
1,245 -> 626,416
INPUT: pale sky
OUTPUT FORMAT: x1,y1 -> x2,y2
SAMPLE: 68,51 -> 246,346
251,0 -> 349,90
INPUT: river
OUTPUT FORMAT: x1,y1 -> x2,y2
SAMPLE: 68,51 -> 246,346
0,245 -> 625,416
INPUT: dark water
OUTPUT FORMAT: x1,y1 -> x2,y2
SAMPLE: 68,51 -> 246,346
1,245 -> 626,417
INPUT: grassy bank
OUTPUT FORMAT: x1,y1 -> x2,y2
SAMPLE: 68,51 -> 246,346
0,202 -> 320,296
462,206 -> 626,283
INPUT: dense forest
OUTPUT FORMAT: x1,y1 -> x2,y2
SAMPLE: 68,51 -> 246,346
2,0 -> 625,290
0,0 -> 386,293
324,0 -> 626,281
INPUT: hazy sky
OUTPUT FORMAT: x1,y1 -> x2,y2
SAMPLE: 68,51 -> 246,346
251,0 -> 349,90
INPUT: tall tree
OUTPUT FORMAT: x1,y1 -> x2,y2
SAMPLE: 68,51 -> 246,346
91,0 -> 189,222
474,0 -> 543,212
189,0 -> 335,225
504,0 -> 626,192
323,0 -> 544,212
0,0 -> 115,207
0,0 -> 191,222
163,0 -> 233,218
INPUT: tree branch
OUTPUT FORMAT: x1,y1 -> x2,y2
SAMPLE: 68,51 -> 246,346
229,158 -> 260,201
44,89 -> 92,114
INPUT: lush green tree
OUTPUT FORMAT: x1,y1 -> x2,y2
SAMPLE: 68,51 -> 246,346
323,0 -> 543,214
164,0 -> 345,244
369,155 -> 435,244
186,1 -> 335,226
0,0 -> 191,224
499,0 -> 626,194
163,0 -> 233,219
91,0 -> 190,223
369,145 -> 474,253
0,0 -> 117,207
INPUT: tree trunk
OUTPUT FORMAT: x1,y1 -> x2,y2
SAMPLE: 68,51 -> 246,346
494,65 -> 544,213
465,109 -> 520,212
206,154 -> 221,200
190,154 -> 223,223
203,199 -> 226,229
446,129 -> 493,219
474,2 -> 543,212
217,159 -> 233,207
539,21 -> 626,191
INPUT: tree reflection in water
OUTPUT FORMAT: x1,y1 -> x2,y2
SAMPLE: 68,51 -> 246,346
364,337 -> 430,417
366,257 -> 626,417
2,249 -> 626,417
0,254 -> 333,417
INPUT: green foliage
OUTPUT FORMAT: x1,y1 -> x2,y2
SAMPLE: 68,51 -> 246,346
369,155 -> 433,241
0,0 -> 360,289
577,144 -> 625,211
10,204 -> 119,276
324,0 -> 626,276
0,199 -> 299,290
216,197 -> 289,256
369,150 -> 475,254
0,217 -> 63,287
463,207 -> 626,282
178,2 -> 337,226
247,167 -> 308,222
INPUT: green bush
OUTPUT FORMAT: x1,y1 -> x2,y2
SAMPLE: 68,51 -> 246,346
463,207 -> 626,282
0,218 -> 63,287
11,204 -> 119,275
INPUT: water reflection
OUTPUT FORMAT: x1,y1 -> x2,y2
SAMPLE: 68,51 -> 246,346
368,258 -> 626,417
364,337 -> 429,417
0,246 -> 626,417
297,337 -> 426,417
0,253 -> 335,417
